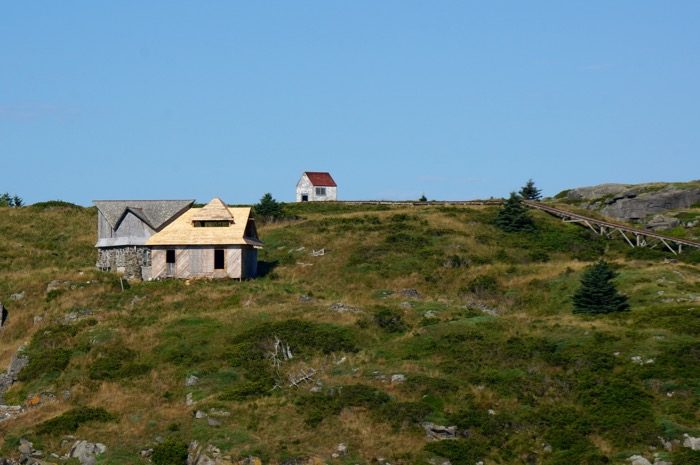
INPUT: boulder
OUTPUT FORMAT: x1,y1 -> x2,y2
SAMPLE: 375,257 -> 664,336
9,292 -> 24,301
421,422 -> 460,440
390,374 -> 406,384
683,433 -> 700,450
628,455 -> 652,465
645,215 -> 681,231
185,375 -> 199,387
68,440 -> 107,465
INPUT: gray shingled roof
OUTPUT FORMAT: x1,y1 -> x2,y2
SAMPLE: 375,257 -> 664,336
94,200 -> 194,231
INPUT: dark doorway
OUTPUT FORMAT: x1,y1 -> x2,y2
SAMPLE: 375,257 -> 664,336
301,194 -> 309,202
166,249 -> 176,276
214,249 -> 225,269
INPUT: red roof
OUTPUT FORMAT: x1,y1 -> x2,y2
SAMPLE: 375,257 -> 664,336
304,172 -> 337,187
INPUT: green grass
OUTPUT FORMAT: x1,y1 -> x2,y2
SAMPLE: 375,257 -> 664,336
0,202 -> 699,464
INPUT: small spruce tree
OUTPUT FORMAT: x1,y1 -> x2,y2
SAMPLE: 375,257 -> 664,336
495,192 -> 535,232
519,179 -> 542,200
573,260 -> 629,314
254,193 -> 283,222
12,195 -> 23,207
418,194 -> 428,202
0,193 -> 11,207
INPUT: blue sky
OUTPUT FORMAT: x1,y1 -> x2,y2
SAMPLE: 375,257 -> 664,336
1,2 -> 699,205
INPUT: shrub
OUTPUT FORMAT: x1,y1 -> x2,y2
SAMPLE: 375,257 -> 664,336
152,438 -> 189,465
424,438 -> 489,465
89,346 -> 151,380
36,407 -> 115,436
462,275 -> 500,296
18,348 -> 71,381
373,307 -> 408,333
572,260 -> 629,314
296,384 -> 391,426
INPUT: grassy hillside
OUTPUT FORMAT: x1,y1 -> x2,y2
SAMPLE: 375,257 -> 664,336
1,202 -> 699,465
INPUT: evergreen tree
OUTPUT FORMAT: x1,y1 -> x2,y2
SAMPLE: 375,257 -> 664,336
254,193 -> 284,222
0,193 -> 11,207
519,179 -> 542,200
418,194 -> 428,202
573,260 -> 629,314
12,195 -> 23,207
495,192 -> 535,232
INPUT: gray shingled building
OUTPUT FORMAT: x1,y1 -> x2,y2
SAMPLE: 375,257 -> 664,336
94,200 -> 194,279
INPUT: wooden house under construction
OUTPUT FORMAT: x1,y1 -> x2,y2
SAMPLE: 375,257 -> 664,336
145,198 -> 262,280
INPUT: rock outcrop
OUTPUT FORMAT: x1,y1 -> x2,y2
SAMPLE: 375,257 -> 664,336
561,182 -> 700,224
601,187 -> 700,221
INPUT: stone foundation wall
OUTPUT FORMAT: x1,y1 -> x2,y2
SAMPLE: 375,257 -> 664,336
96,247 -> 151,280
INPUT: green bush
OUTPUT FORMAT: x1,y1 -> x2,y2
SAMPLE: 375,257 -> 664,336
424,438 -> 489,465
152,438 -> 189,465
36,407 -> 115,436
296,384 -> 391,426
18,348 -> 71,381
89,346 -> 151,380
373,307 -> 408,333
462,275 -> 500,296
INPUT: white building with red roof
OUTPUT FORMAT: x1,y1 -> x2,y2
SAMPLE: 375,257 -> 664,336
296,171 -> 338,202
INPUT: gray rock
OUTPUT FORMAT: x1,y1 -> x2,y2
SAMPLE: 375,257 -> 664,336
565,183 -> 632,201
390,374 -> 406,384
336,443 -> 348,456
645,215 -> 681,231
421,422 -> 459,440
69,440 -> 107,465
186,392 -> 194,406
9,292 -> 24,301
185,375 -> 199,387
195,410 -> 207,419
399,288 -> 420,299
628,455 -> 652,465
207,417 -> 221,427
18,438 -> 33,456
208,408 -> 231,417
298,294 -> 314,303
684,433 -> 700,450
329,303 -> 361,313
601,187 -> 700,221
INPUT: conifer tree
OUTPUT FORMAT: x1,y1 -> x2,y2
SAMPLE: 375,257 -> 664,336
254,193 -> 283,222
495,192 -> 535,232
519,179 -> 542,200
573,260 -> 629,314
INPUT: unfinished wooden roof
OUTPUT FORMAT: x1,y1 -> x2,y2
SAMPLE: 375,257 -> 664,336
190,197 -> 233,222
94,200 -> 194,230
146,198 -> 262,247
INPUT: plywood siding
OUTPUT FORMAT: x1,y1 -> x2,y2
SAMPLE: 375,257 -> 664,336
149,246 -> 247,280
226,247 -> 242,279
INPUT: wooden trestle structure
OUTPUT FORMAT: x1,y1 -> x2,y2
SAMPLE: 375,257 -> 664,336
523,201 -> 700,255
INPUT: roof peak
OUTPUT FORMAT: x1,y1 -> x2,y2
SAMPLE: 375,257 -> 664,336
191,197 -> 234,221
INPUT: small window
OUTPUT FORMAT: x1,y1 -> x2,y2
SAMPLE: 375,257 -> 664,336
214,249 -> 225,270
315,187 -> 326,196
193,221 -> 230,227
166,249 -> 176,264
